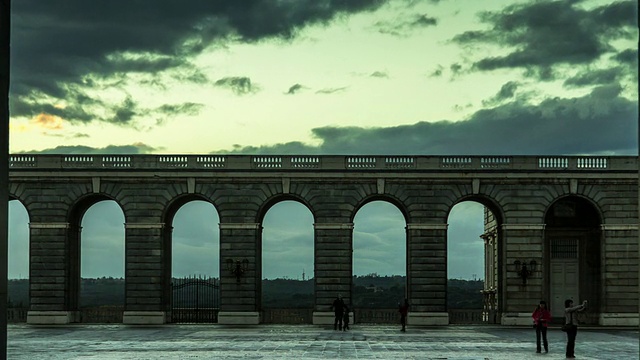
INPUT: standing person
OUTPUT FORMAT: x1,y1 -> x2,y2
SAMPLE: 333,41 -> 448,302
532,300 -> 552,353
342,305 -> 350,331
399,298 -> 409,332
564,299 -> 588,359
331,294 -> 345,331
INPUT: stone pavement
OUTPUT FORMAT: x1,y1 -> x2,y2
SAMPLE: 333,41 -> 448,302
6,324 -> 639,359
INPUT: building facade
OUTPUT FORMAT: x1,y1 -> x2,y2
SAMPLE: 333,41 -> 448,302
9,154 -> 639,326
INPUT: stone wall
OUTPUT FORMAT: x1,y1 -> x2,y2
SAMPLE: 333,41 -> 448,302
9,156 -> 638,325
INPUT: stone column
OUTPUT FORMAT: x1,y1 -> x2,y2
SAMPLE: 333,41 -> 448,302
218,223 -> 261,325
599,224 -> 639,326
406,223 -> 448,326
122,223 -> 166,325
481,231 -> 498,323
27,222 -> 78,324
500,223 -> 544,326
312,223 -> 353,325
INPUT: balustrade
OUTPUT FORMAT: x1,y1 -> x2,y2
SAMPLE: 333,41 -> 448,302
7,154 -> 635,172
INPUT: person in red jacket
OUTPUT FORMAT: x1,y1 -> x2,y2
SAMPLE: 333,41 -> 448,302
532,300 -> 552,353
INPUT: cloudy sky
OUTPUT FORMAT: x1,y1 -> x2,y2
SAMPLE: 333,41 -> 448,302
7,0 -> 638,281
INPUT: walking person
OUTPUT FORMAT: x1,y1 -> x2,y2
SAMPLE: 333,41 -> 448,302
331,294 -> 345,331
532,300 -> 552,353
399,298 -> 409,332
564,299 -> 588,359
342,305 -> 350,331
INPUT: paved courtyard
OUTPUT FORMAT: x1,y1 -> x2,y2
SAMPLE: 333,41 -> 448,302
7,324 -> 639,359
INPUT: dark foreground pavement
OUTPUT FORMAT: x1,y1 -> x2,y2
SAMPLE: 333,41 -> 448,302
7,324 -> 639,359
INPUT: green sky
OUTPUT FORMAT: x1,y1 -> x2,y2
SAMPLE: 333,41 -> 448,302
9,0 -> 638,155
6,0 -> 639,279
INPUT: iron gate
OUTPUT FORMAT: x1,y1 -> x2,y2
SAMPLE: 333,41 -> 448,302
171,277 -> 220,323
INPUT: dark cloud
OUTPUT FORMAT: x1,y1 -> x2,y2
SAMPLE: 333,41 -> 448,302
452,0 -> 637,79
223,85 -> 638,155
482,81 -> 519,106
429,65 -> 444,77
153,103 -> 204,126
11,0 -> 388,125
564,67 -> 622,88
370,71 -> 389,78
286,83 -> 305,95
316,87 -> 348,94
111,97 -> 138,124
450,63 -> 463,77
613,48 -> 638,65
156,103 -> 204,116
214,77 -> 255,95
20,143 -> 159,155
412,14 -> 438,27
374,13 -> 438,36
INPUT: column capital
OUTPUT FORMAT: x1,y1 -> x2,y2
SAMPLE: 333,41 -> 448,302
314,223 -> 354,230
29,222 -> 70,229
406,223 -> 448,230
501,224 -> 545,230
125,223 -> 164,229
219,223 -> 261,230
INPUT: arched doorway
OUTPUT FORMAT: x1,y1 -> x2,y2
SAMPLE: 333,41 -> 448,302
545,196 -> 601,323
8,200 -> 30,322
76,199 -> 125,323
165,199 -> 220,323
352,200 -> 405,324
261,200 -> 314,324
447,201 -> 485,324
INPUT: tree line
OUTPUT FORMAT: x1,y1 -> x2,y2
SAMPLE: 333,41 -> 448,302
8,276 -> 484,309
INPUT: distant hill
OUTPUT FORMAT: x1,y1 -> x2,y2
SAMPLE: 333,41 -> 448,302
8,276 -> 484,309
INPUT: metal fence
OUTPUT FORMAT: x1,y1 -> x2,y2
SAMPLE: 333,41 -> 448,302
171,277 -> 220,323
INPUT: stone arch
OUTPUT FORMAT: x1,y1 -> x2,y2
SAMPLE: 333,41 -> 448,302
350,196 -> 408,315
67,194 -> 125,316
161,194 -> 220,314
446,195 -> 504,224
8,199 -> 30,284
543,195 -> 602,323
445,195 -> 505,323
351,194 -> 409,224
256,194 -> 316,224
256,195 -> 315,320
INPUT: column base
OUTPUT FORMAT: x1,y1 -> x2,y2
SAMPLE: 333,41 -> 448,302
500,312 -> 532,326
218,311 -> 260,325
122,311 -> 166,325
408,312 -> 449,326
27,311 -> 79,324
599,313 -> 639,326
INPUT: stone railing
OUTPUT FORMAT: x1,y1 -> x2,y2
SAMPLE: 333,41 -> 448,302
80,306 -> 124,323
354,308 -> 399,324
8,155 -> 637,172
261,308 -> 314,324
448,309 -> 485,324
